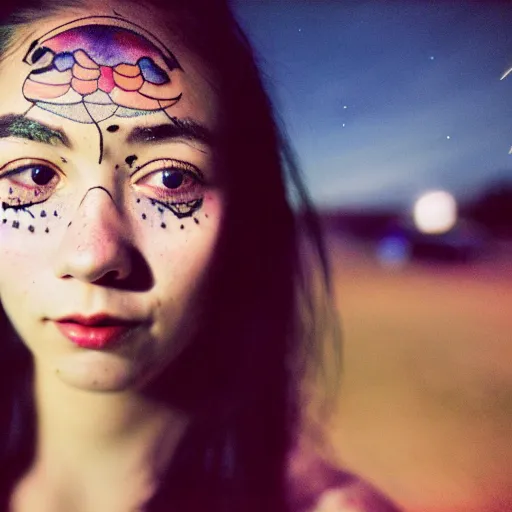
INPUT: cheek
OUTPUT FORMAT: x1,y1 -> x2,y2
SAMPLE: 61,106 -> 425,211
136,191 -> 223,292
0,202 -> 70,305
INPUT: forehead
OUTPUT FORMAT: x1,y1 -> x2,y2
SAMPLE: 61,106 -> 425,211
0,6 -> 220,131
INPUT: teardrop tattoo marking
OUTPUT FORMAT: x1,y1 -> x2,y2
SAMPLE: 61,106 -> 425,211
125,155 -> 138,167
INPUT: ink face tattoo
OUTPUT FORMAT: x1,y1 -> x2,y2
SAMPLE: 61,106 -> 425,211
0,5 -> 223,392
22,17 -> 184,163
0,14 -> 213,229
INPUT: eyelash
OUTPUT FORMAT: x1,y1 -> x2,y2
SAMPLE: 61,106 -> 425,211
0,159 -> 61,209
0,158 -> 206,211
131,159 -> 206,205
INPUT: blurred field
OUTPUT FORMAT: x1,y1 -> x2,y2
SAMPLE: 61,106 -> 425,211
320,232 -> 512,512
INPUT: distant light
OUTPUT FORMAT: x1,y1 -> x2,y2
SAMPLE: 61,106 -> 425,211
413,190 -> 457,234
342,123 -> 346,127
429,55 -> 435,60
377,235 -> 411,269
343,105 -> 348,109
446,135 -> 451,140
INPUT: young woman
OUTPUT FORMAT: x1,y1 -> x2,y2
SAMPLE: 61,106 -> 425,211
0,0 -> 338,510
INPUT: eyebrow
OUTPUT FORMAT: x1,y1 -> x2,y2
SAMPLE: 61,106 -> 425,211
0,114 -> 70,147
126,117 -> 214,147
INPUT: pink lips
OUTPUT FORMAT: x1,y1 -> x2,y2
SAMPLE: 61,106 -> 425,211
55,314 -> 138,349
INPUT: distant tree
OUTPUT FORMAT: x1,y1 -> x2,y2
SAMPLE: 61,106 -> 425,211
467,180 -> 512,236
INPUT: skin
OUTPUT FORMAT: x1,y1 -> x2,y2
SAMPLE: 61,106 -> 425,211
0,2 -> 224,510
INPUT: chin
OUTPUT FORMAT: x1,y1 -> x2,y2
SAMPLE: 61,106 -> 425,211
53,351 -> 147,392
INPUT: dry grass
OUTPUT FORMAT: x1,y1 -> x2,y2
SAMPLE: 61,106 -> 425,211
315,234 -> 512,512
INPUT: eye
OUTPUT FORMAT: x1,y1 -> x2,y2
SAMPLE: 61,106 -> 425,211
0,159 -> 61,207
133,159 -> 205,204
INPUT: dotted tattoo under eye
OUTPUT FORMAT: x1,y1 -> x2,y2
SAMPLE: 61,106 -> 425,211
28,225 -> 35,233
160,222 -> 166,229
158,207 -> 164,213
2,219 -> 6,224
12,221 -> 19,229
53,210 -> 58,217
41,210 -> 47,217
180,224 -> 184,230
45,227 -> 49,234
194,218 -> 200,225
136,198 -> 141,204
142,213 -> 147,220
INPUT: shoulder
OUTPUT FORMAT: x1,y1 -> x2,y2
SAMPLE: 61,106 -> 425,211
307,481 -> 402,512
288,444 -> 401,512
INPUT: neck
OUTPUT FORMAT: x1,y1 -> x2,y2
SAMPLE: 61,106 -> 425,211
18,363 -> 188,511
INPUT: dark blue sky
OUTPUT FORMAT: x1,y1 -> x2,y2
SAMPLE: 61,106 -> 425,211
234,1 -> 512,209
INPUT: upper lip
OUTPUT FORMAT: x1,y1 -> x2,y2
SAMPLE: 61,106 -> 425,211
54,314 -> 141,327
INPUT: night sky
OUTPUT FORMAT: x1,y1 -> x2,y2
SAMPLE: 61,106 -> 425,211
234,1 -> 512,209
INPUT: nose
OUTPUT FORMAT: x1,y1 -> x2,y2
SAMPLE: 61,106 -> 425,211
53,187 -> 133,284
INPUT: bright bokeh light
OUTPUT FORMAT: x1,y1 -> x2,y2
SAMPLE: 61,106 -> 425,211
413,190 -> 457,234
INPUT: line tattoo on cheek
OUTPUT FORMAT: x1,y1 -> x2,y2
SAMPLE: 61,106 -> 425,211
22,16 -> 185,163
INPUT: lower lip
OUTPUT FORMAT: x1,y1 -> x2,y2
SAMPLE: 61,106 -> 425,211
55,322 -> 134,349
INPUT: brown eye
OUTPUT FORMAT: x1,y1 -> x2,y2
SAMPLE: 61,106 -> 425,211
0,159 -> 61,208
133,159 -> 206,205
31,165 -> 56,186
162,169 -> 184,189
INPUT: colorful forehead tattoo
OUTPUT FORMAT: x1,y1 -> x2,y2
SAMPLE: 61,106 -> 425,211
22,16 -> 184,162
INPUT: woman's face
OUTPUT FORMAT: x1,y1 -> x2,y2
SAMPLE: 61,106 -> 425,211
0,2 -> 224,392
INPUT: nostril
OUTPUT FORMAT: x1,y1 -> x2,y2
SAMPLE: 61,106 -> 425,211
94,269 -> 123,285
